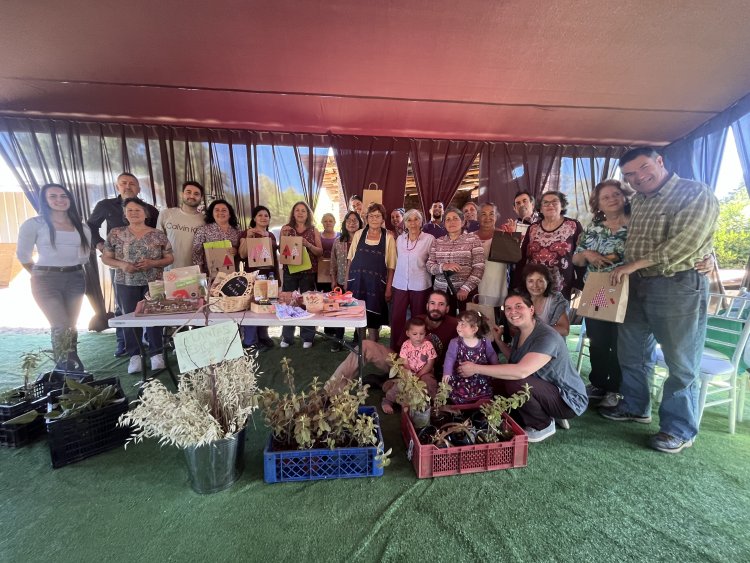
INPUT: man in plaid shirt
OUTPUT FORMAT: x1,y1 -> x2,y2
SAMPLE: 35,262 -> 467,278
600,147 -> 719,454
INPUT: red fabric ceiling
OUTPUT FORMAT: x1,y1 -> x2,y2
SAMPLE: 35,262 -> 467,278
1,0 -> 750,145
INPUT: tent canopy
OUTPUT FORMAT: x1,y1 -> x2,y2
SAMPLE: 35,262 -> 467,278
1,0 -> 750,145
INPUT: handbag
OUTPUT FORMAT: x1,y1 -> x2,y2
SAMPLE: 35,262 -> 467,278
577,272 -> 629,323
488,231 -> 522,263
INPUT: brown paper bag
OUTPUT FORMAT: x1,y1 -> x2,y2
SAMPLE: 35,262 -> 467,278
317,258 -> 332,284
244,237 -> 274,268
362,183 -> 383,212
279,236 -> 303,265
577,272 -> 629,323
204,247 -> 236,280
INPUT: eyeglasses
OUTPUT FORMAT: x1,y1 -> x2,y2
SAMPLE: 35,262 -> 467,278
541,200 -> 560,207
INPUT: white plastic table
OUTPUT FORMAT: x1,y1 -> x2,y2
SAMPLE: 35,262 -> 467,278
109,306 -> 367,384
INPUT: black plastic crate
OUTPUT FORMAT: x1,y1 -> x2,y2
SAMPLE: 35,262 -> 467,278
31,370 -> 94,399
0,391 -> 47,422
0,416 -> 45,448
46,377 -> 131,469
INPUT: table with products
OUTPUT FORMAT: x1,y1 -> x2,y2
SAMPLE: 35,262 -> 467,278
108,304 -> 368,384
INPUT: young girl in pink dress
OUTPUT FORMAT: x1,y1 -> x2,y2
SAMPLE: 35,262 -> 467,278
443,310 -> 498,404
381,317 -> 437,414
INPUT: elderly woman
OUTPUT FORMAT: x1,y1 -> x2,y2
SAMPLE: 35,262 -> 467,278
280,201 -> 323,349
572,179 -> 632,406
516,191 -> 584,299
102,198 -> 173,374
458,293 -> 588,443
475,202 -> 508,308
390,208 -> 435,351
346,202 -> 396,342
426,207 -> 485,314
191,199 -> 242,276
17,183 -> 91,370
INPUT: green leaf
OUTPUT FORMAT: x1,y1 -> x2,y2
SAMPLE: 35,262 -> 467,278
2,409 -> 40,425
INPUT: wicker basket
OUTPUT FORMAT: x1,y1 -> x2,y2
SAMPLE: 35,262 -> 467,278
209,271 -> 256,313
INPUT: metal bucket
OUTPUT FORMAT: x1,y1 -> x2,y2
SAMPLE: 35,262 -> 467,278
183,428 -> 246,494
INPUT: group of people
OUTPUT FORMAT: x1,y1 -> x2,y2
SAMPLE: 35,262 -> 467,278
17,146 -> 719,454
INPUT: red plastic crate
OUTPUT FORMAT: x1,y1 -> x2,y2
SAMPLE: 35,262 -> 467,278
400,408 -> 528,478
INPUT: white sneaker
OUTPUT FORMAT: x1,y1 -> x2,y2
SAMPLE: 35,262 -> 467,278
302,341 -> 313,349
151,355 -> 166,371
525,420 -> 556,443
279,340 -> 291,348
555,418 -> 571,430
127,355 -> 143,374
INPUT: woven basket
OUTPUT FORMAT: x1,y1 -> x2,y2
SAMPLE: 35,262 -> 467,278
209,271 -> 256,313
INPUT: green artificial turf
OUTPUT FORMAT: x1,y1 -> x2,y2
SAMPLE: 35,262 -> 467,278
1,328 -> 749,563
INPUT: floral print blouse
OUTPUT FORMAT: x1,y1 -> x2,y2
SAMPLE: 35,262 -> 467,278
105,227 -> 173,286
574,222 -> 628,279
191,223 -> 242,274
519,217 -> 583,299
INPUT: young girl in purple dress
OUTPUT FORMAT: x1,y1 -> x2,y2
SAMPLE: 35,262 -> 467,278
443,310 -> 498,404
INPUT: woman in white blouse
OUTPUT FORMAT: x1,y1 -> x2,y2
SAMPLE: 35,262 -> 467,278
390,208 -> 435,352
16,183 -> 92,370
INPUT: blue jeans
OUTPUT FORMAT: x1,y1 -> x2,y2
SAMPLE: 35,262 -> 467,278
617,270 -> 708,441
116,284 -> 163,357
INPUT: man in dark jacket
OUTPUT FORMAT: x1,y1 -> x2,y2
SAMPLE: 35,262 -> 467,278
88,172 -> 159,356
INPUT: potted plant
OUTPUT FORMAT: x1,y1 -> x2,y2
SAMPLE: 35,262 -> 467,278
258,357 -> 390,483
386,353 -> 453,429
476,384 -> 532,443
118,353 -> 260,493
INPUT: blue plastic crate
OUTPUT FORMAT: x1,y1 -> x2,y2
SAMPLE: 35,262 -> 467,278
263,406 -> 385,483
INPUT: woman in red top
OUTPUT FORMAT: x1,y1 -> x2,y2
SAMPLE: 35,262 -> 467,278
279,201 -> 323,349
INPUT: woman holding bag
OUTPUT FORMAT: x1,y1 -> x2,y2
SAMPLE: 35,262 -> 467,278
191,199 -> 241,276
280,201 -> 322,349
239,205 -> 278,350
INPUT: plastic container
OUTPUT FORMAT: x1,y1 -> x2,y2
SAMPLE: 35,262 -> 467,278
46,377 -> 131,468
263,406 -> 385,483
401,409 -> 528,478
0,416 -> 45,448
183,428 -> 246,494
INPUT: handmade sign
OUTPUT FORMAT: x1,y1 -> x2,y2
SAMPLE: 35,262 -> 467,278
362,182 -> 383,212
245,237 -> 274,268
577,272 -> 629,323
173,322 -> 244,373
279,236 -> 303,266
203,240 -> 235,280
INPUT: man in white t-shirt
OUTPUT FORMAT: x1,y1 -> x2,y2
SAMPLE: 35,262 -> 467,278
155,181 -> 206,269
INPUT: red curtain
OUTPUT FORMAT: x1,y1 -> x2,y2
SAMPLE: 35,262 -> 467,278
409,139 -> 481,218
331,136 -> 410,216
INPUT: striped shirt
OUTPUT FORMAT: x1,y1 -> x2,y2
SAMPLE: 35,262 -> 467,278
625,174 -> 718,276
426,232 -> 485,293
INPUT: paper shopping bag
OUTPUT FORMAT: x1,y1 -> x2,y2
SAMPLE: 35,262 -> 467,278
204,245 -> 236,280
163,265 -> 202,299
279,236 -> 303,265
288,247 -> 312,274
244,237 -> 274,268
577,272 -> 629,323
362,183 -> 383,213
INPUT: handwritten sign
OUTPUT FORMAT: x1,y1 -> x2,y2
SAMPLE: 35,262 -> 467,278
172,322 -> 244,373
